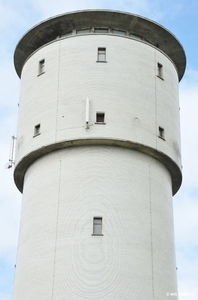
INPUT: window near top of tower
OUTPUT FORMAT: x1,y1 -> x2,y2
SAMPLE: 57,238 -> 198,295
112,29 -> 126,36
96,112 -> 105,124
157,63 -> 163,79
158,126 -> 165,140
76,28 -> 90,34
92,217 -> 103,235
38,59 -> 45,75
60,31 -> 72,37
129,33 -> 143,40
95,28 -> 109,33
97,48 -> 106,62
34,124 -> 41,137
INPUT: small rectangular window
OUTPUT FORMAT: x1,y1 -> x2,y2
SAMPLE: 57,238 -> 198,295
157,63 -> 163,79
129,33 -> 142,40
61,31 -> 72,37
95,28 -> 108,33
96,112 -> 105,123
93,217 -> 103,235
38,59 -> 45,75
76,28 -> 90,34
158,127 -> 165,140
34,124 -> 41,136
112,29 -> 126,36
97,48 -> 106,62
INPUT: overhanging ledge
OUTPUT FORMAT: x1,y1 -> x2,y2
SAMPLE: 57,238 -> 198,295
14,9 -> 186,80
14,138 -> 182,195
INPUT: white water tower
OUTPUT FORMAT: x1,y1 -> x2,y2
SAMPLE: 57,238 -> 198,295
13,10 -> 186,300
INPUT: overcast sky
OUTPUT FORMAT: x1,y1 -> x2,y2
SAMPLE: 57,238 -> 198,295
0,1 -> 198,299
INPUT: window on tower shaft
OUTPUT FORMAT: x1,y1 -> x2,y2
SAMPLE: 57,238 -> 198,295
97,48 -> 106,62
38,59 -> 45,75
34,124 -> 41,137
92,217 -> 103,235
158,126 -> 165,140
95,112 -> 105,124
157,63 -> 163,79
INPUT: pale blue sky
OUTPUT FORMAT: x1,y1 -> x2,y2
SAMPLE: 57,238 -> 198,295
0,1 -> 198,299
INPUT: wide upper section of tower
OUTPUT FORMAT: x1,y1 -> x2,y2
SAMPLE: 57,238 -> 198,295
14,9 -> 186,80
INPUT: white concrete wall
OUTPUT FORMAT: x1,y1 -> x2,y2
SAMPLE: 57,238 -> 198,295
16,34 -> 181,170
13,147 -> 177,300
13,32 -> 180,300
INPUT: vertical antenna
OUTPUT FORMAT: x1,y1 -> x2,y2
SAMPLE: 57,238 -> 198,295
5,136 -> 16,169
85,97 -> 89,129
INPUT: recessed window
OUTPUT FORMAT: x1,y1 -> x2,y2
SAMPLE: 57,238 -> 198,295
96,112 -> 105,124
60,31 -> 72,37
95,28 -> 108,33
112,29 -> 126,36
34,124 -> 41,136
158,127 -> 165,140
76,28 -> 90,34
157,63 -> 163,79
92,217 -> 103,235
97,48 -> 106,62
38,59 -> 45,75
129,33 -> 143,40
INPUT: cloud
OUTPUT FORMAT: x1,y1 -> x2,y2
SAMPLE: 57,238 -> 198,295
0,1 -> 19,30
0,57 -> 22,265
174,191 -> 198,246
174,189 -> 198,298
179,70 -> 198,189
16,0 -> 150,22
25,0 -> 195,24
0,260 -> 15,300
0,140 -> 22,262
173,69 -> 198,299
0,157 -> 21,300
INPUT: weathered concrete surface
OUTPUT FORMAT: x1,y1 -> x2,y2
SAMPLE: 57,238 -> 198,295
14,10 -> 186,80
14,138 -> 182,195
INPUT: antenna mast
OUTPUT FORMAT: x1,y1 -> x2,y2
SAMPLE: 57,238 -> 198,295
5,136 -> 16,169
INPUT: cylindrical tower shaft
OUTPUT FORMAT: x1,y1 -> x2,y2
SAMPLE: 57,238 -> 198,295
13,10 -> 186,300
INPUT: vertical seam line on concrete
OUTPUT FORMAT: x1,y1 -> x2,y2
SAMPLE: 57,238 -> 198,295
51,159 -> 62,300
55,41 -> 61,142
12,194 -> 24,295
155,50 -> 157,150
149,162 -> 155,300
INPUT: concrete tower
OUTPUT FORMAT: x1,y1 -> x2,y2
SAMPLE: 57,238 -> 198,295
13,10 -> 186,300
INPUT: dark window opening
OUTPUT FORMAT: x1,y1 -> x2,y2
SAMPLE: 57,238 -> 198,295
158,127 -> 165,140
97,48 -> 106,62
34,124 -> 41,136
76,28 -> 90,34
157,63 -> 163,79
96,112 -> 105,123
38,59 -> 45,75
95,28 -> 108,33
112,29 -> 126,36
93,217 -> 103,235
